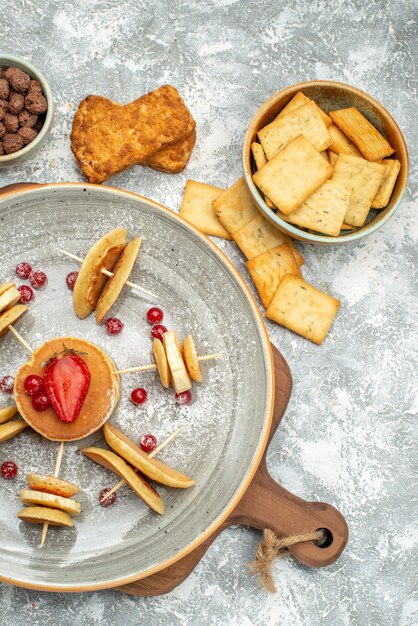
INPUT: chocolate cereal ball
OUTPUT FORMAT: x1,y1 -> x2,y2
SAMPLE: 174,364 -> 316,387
0,142 -> 4,156
8,91 -> 25,114
4,112 -> 19,133
3,67 -> 30,93
0,78 -> 10,100
0,121 -> 6,139
28,79 -> 43,94
0,100 -> 7,121
2,133 -> 24,154
17,126 -> 38,145
25,92 -> 47,115
19,109 -> 37,127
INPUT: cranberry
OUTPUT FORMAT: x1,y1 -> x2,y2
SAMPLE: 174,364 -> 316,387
0,375 -> 14,394
146,307 -> 164,325
131,387 -> 147,405
66,271 -> 79,290
17,285 -> 34,303
151,324 -> 167,341
1,461 -> 18,479
16,261 -> 32,279
32,391 -> 51,411
175,390 -> 192,405
140,433 -> 157,453
105,317 -> 124,335
99,487 -> 117,507
29,270 -> 48,290
24,374 -> 44,396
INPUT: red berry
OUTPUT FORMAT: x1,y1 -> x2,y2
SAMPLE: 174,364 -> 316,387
146,307 -> 164,325
105,317 -> 124,335
17,285 -> 34,303
16,262 -> 32,279
23,374 -> 44,396
32,391 -> 51,411
29,270 -> 48,290
1,461 -> 18,479
140,433 -> 157,452
99,487 -> 117,507
66,271 -> 79,290
151,324 -> 167,341
175,390 -> 192,405
131,387 -> 147,405
0,375 -> 14,394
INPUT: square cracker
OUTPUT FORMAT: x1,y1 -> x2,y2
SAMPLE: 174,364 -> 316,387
332,154 -> 385,227
247,243 -> 302,308
371,159 -> 401,208
253,135 -> 333,215
285,180 -> 350,237
328,149 -> 339,166
329,107 -> 395,161
180,180 -> 231,239
276,91 -> 332,127
233,214 -> 291,260
258,101 -> 331,160
251,142 -> 276,209
213,177 -> 260,235
328,123 -> 362,157
266,274 -> 340,345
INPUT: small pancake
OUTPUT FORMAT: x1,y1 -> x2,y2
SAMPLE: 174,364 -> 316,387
14,337 -> 119,441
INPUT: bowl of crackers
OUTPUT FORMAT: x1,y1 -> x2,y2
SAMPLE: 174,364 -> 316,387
243,80 -> 409,244
0,54 -> 54,166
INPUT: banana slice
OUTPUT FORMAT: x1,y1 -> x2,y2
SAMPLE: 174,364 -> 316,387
0,419 -> 27,442
163,331 -> 191,394
0,282 -> 15,297
152,338 -> 171,388
104,423 -> 195,489
0,405 -> 18,424
73,228 -> 127,319
0,285 -> 20,314
17,506 -> 74,527
82,446 -> 164,514
182,335 -> 203,383
0,304 -> 28,337
95,237 -> 142,324
26,474 -> 80,498
20,489 -> 81,515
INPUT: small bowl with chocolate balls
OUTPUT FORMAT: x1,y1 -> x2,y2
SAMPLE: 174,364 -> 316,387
0,55 -> 54,166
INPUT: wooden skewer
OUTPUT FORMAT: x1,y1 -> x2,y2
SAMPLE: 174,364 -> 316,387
7,325 -> 34,353
100,426 -> 183,503
57,249 -> 158,299
40,441 -> 65,548
113,353 -> 222,375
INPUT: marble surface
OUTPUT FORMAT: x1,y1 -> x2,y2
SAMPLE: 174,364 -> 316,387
0,0 -> 417,624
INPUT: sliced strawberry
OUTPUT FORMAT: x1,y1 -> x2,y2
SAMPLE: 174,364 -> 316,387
44,353 -> 91,423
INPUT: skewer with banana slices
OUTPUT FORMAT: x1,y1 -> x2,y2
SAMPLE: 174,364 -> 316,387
82,425 -> 191,514
58,228 -> 158,324
113,330 -> 222,394
0,284 -> 31,443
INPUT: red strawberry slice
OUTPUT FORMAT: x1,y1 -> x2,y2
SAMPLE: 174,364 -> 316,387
44,353 -> 91,423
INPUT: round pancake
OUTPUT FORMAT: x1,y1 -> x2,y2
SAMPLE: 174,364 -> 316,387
14,337 -> 119,442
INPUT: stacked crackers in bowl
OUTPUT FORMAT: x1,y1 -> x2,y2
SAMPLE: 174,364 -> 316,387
71,85 -> 196,183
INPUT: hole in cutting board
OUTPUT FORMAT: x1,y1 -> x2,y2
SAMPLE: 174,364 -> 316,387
315,528 -> 333,548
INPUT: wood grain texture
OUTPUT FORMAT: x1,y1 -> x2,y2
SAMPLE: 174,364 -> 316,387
116,345 -> 348,596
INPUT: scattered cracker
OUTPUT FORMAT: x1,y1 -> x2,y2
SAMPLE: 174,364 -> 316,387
179,180 -> 231,239
213,177 -> 260,235
265,274 -> 340,345
233,214 -> 291,260
247,243 -> 302,308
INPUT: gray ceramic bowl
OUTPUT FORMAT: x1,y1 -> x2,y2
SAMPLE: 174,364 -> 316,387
0,55 -> 54,166
243,80 -> 409,244
0,182 -> 274,591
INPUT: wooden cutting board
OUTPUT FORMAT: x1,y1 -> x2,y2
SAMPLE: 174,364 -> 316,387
116,344 -> 348,596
